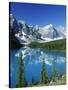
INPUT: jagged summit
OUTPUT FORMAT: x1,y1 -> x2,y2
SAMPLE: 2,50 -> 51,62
9,14 -> 66,45
18,20 -> 26,25
44,24 -> 53,29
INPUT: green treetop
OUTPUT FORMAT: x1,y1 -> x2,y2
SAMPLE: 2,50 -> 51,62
16,52 -> 26,87
40,58 -> 49,85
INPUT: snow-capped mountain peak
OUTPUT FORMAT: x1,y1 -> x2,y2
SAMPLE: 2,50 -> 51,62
39,24 -> 59,39
10,14 -> 66,45
43,24 -> 53,29
34,24 -> 39,30
18,20 -> 26,25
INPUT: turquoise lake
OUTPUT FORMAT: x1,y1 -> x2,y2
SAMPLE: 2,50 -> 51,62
10,47 -> 66,88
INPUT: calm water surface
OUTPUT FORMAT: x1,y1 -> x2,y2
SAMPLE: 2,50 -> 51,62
10,47 -> 66,87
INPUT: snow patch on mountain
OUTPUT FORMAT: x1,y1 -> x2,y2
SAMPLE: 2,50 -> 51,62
10,14 -> 66,45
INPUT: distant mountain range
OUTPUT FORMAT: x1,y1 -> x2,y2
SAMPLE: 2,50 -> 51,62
9,14 -> 66,45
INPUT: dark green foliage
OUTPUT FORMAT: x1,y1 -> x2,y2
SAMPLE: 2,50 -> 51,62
58,72 -> 62,80
10,39 -> 23,49
40,59 -> 49,84
58,68 -> 63,80
16,52 -> 26,87
51,58 -> 56,82
29,39 -> 66,52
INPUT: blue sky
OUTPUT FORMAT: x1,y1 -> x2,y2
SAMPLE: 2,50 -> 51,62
9,2 -> 66,27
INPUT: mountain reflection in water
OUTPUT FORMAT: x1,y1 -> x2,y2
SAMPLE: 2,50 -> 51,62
10,47 -> 66,87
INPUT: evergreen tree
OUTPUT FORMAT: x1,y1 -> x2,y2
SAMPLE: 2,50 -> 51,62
16,52 -> 26,87
40,58 -> 49,85
58,67 -> 62,80
51,57 -> 56,82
